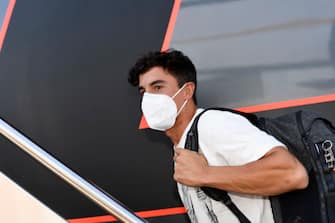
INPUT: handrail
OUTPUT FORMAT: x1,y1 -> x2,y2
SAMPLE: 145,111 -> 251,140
0,118 -> 148,223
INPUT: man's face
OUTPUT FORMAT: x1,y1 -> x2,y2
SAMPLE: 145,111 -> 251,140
138,66 -> 185,107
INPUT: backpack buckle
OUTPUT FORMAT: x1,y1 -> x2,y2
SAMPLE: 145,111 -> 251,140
322,140 -> 335,169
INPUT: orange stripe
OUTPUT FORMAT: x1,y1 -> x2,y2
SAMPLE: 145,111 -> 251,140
139,93 -> 335,129
71,94 -> 335,222
236,94 -> 335,113
67,207 -> 187,223
0,0 -> 16,52
160,0 -> 181,52
71,94 -> 335,223
138,114 -> 149,129
139,0 -> 182,129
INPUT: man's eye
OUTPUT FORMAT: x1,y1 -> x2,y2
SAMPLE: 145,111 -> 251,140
154,86 -> 162,91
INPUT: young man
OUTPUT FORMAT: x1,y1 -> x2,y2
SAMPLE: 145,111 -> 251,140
128,50 -> 308,223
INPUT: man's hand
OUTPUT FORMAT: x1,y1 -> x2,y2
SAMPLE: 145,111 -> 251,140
173,148 -> 209,186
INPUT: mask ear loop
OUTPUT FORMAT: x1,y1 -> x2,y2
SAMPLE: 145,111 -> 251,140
177,99 -> 188,116
172,83 -> 189,116
172,84 -> 187,99
175,84 -> 189,116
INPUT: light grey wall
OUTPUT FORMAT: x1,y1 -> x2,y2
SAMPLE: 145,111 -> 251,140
171,0 -> 335,108
0,0 -> 9,28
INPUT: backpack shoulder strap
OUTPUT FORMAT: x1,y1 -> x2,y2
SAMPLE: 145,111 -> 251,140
184,107 -> 253,223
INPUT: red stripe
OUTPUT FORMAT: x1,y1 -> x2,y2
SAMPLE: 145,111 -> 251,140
67,207 -> 187,223
236,94 -> 335,113
161,0 -> 181,52
0,0 -> 16,52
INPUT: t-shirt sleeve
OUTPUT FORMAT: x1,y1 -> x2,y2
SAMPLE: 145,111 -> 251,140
198,110 -> 286,166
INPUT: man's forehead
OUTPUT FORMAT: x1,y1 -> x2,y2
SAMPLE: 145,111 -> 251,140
139,67 -> 176,86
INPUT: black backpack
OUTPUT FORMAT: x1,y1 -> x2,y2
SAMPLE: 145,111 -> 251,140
185,107 -> 335,223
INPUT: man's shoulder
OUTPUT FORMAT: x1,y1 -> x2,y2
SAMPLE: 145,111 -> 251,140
198,109 -> 249,126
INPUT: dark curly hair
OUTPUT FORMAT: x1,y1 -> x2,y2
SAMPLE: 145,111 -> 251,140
128,49 -> 197,104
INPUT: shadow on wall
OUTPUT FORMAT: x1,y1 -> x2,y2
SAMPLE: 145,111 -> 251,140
297,20 -> 335,90
331,20 -> 335,71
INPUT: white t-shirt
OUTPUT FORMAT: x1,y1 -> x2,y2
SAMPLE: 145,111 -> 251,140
176,109 -> 286,223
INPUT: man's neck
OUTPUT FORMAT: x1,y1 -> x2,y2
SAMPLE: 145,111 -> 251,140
165,103 -> 197,145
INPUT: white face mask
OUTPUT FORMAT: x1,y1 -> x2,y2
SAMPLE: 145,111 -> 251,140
141,84 -> 188,131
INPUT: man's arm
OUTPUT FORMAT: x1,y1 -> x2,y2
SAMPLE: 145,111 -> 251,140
173,146 -> 309,196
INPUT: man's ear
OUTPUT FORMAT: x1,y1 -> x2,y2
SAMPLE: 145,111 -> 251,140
183,82 -> 195,100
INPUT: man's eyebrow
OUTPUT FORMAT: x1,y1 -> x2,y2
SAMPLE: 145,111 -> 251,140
138,80 -> 167,92
149,79 -> 166,86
